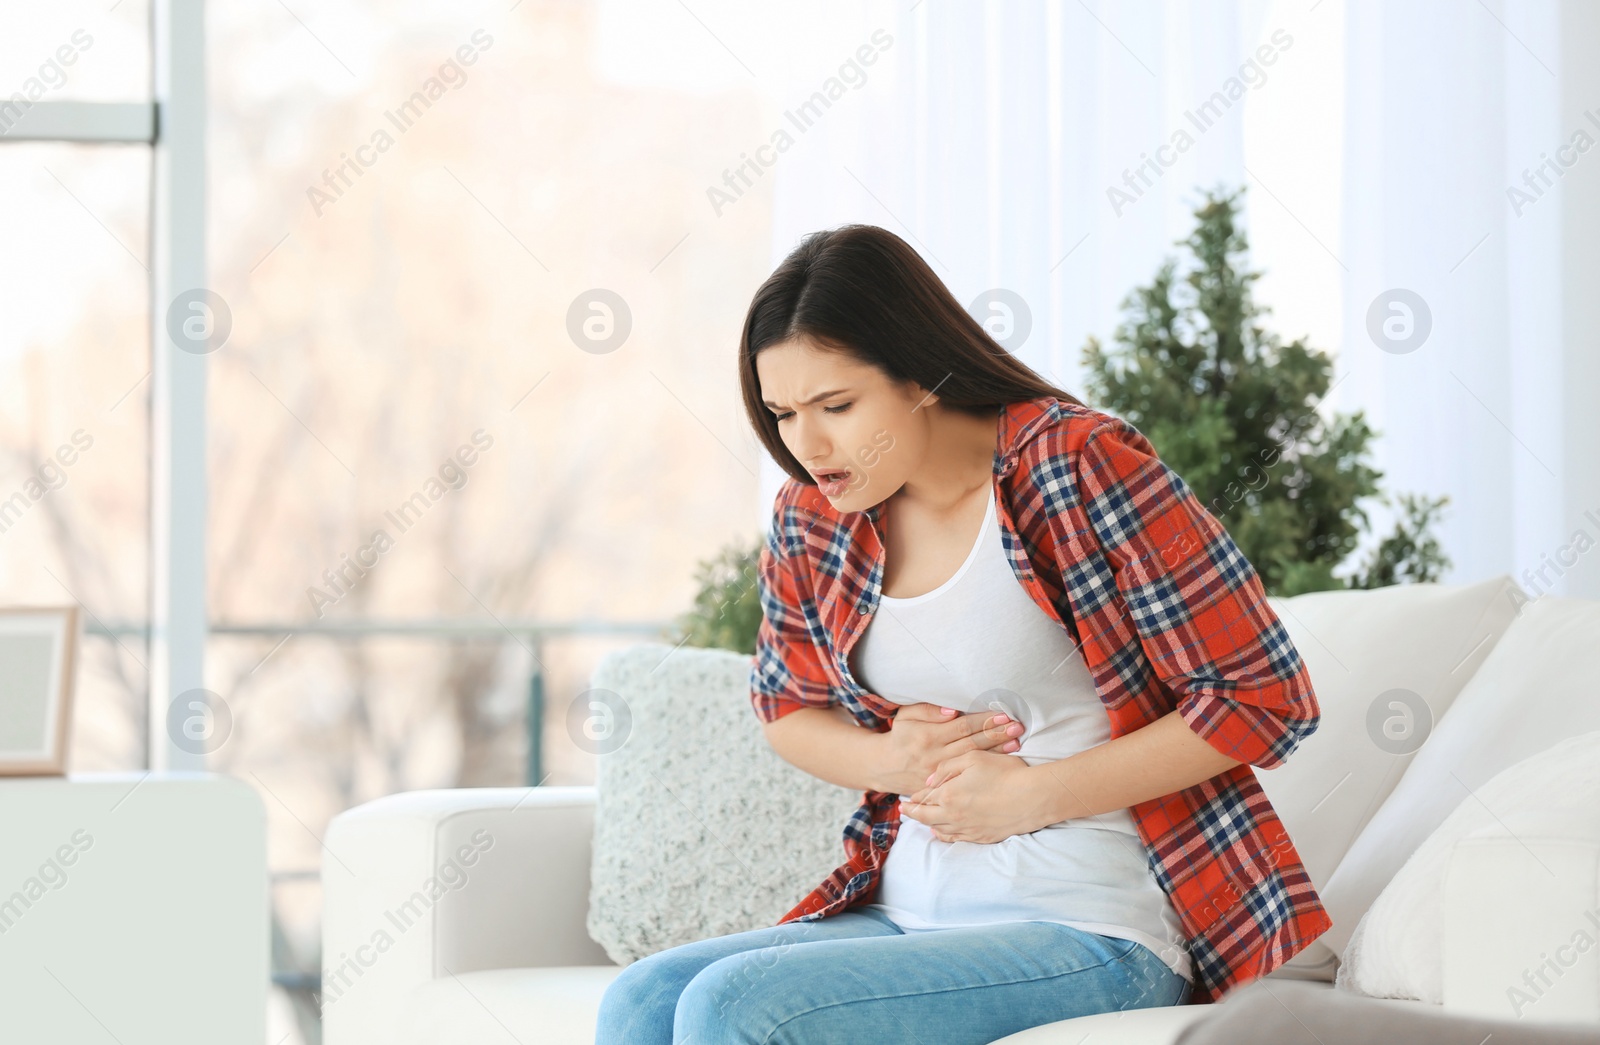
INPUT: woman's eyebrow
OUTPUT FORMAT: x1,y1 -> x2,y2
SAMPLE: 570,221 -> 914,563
763,388 -> 850,409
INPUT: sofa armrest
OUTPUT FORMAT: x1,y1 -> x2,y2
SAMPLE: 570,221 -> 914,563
321,786 -> 616,1045
1442,818 -> 1600,1025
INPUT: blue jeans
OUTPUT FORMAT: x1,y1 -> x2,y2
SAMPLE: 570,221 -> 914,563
593,905 -> 1191,1045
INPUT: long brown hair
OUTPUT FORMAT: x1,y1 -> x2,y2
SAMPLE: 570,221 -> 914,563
738,224 -> 1085,485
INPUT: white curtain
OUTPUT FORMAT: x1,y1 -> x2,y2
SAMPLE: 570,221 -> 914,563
758,0 -> 1595,597
1339,0 -> 1569,595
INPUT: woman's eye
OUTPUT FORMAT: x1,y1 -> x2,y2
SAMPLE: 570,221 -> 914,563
773,404 -> 849,421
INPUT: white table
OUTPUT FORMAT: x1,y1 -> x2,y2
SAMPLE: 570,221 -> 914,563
0,772 -> 267,1044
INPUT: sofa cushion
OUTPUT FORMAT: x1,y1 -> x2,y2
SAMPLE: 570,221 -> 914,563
1171,976 -> 1598,1045
986,994 -> 1226,1044
403,967 -> 622,1045
1253,575 -> 1522,978
1321,594 -> 1600,956
1336,728 -> 1600,1003
585,642 -> 864,964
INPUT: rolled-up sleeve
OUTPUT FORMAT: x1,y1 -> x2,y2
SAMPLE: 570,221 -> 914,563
1076,419 -> 1320,769
750,501 -> 837,725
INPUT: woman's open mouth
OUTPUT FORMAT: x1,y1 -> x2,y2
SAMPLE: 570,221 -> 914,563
815,469 -> 852,496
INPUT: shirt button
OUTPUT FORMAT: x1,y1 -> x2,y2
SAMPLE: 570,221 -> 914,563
858,602 -> 869,614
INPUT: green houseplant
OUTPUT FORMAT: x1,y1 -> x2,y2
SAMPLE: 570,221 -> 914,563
669,537 -> 765,655
1082,185 -> 1449,597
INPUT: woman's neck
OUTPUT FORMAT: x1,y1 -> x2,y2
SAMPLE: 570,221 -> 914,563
891,405 -> 1002,514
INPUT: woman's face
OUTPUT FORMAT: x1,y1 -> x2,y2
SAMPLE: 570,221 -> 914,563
756,337 -> 933,511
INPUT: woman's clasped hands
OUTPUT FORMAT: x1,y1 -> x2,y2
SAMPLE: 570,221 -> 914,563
882,702 -> 1055,845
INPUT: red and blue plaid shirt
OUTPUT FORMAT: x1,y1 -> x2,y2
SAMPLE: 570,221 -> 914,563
751,395 -> 1332,1005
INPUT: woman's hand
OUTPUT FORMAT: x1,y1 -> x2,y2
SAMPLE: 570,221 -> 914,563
879,702 -> 1023,796
899,748 -> 1054,844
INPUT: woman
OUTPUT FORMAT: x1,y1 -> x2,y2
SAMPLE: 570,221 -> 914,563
594,224 -> 1331,1045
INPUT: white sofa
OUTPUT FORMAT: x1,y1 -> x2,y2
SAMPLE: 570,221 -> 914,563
322,578 -> 1600,1044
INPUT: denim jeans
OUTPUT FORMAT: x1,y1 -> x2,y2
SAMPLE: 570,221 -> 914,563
593,905 -> 1191,1045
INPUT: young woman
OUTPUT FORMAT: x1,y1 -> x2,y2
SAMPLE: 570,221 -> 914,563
594,224 -> 1331,1045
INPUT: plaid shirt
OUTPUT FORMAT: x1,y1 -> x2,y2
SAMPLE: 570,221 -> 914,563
750,395 -> 1332,1005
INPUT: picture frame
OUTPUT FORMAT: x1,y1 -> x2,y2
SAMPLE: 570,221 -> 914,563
0,606 -> 80,776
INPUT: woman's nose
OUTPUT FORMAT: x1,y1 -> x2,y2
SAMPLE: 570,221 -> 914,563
789,414 -> 830,461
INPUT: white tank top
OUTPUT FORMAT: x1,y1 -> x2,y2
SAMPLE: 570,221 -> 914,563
852,483 -> 1193,983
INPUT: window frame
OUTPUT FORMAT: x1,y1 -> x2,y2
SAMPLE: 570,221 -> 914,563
1,0 -> 207,772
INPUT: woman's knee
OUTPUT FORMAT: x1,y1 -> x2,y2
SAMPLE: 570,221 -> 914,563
673,948 -> 804,1044
602,948 -> 695,1012
596,948 -> 698,1040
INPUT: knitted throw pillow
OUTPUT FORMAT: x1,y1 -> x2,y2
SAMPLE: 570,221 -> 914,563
584,642 -> 865,964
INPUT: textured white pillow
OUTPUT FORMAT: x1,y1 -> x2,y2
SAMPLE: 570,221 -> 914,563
1322,595 -> 1600,957
1255,575 -> 1522,979
585,643 -> 863,964
1336,729 -> 1600,1002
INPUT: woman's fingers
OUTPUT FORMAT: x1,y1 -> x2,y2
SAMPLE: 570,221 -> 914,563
902,801 -> 947,832
963,711 -> 1023,752
902,791 -> 964,841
